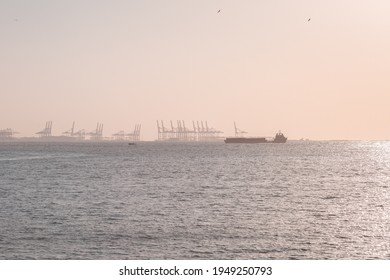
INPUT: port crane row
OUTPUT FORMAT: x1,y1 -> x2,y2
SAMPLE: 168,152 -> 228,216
156,120 -> 223,141
2,120 -> 249,141
60,122 -> 141,141
0,128 -> 19,138
0,121 -> 140,141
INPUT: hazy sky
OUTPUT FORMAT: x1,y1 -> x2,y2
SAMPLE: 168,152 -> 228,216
1,0 -> 390,140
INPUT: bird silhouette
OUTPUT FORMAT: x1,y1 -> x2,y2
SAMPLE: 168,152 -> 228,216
217,10 -> 221,13
308,18 -> 311,22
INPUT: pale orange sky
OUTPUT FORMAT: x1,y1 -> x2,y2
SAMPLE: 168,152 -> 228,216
1,0 -> 390,140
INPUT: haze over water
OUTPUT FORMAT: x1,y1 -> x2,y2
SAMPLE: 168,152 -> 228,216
1,141 -> 390,259
2,1 -> 390,140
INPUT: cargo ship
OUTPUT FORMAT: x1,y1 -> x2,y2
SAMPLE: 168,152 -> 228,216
224,131 -> 287,144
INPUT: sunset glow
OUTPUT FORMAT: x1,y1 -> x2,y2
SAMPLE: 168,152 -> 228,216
1,1 -> 390,140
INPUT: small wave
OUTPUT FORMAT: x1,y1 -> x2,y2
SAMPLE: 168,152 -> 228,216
322,195 -> 338,200
0,156 -> 48,161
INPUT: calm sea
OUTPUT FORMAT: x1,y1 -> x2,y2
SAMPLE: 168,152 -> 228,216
1,141 -> 390,259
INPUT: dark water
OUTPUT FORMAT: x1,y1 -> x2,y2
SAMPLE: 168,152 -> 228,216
1,141 -> 390,259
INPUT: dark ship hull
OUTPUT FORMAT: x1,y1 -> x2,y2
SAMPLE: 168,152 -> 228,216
224,132 -> 287,144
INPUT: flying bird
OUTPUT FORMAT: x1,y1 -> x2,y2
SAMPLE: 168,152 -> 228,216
308,18 -> 311,22
217,10 -> 221,13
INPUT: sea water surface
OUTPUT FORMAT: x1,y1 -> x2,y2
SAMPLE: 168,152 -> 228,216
1,141 -> 390,259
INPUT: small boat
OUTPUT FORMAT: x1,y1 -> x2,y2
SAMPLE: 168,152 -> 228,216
128,142 -> 136,145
